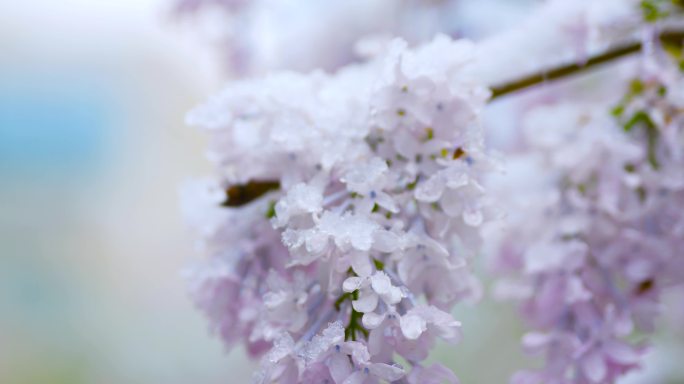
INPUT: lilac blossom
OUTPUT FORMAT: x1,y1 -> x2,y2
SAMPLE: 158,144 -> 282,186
179,1 -> 684,382
183,35 -> 494,383
489,47 -> 684,383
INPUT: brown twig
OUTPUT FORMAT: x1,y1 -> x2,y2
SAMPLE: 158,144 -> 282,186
490,29 -> 684,99
222,181 -> 280,207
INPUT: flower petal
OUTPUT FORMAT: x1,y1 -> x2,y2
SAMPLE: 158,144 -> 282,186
400,313 -> 427,340
343,277 -> 364,292
352,292 -> 379,313
370,272 -> 392,295
582,350 -> 606,383
604,341 -> 641,365
362,312 -> 386,329
368,363 -> 405,381
329,352 -> 353,384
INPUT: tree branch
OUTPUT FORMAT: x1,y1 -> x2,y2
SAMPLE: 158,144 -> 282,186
222,181 -> 280,207
490,29 -> 684,100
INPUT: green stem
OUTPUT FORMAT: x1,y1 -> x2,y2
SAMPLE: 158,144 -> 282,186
343,290 -> 369,341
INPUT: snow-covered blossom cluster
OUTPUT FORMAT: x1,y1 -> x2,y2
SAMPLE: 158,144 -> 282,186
488,41 -> 684,383
182,35 -> 496,383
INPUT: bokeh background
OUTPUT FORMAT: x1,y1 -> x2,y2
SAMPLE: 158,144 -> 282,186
1,1 -> 683,383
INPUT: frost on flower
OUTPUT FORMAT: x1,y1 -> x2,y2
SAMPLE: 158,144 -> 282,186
183,35 -> 494,383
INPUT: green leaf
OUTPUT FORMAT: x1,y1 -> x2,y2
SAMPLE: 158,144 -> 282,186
641,0 -> 667,22
265,200 -> 277,219
629,79 -> 645,95
611,104 -> 625,117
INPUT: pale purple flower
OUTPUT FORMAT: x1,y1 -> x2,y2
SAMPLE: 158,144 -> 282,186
490,55 -> 684,383
184,34 -> 494,383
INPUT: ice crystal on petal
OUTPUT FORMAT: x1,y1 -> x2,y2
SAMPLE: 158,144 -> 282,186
319,211 -> 379,252
273,182 -> 324,227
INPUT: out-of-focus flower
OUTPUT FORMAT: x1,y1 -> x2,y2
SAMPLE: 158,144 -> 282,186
173,0 -> 465,75
490,49 -> 684,383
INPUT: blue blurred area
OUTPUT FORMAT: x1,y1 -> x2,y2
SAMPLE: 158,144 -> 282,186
0,2 -> 245,379
0,75 -> 113,177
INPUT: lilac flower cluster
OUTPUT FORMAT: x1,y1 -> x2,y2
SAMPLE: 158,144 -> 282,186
182,36 -> 496,383
490,54 -> 684,383
177,0 -> 684,381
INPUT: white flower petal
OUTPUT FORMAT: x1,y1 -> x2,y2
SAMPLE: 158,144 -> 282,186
342,157 -> 388,194
373,230 -> 400,253
362,312 -> 386,329
400,313 -> 427,340
368,363 -> 405,381
342,371 -> 366,384
376,191 -> 399,213
462,207 -> 483,227
352,292 -> 379,313
415,174 -> 445,202
329,352 -> 353,384
384,286 -> 404,305
370,272 -> 392,295
582,351 -> 606,383
521,332 -> 551,354
343,277 -> 364,292
604,341 -> 641,365
305,231 -> 329,254
350,252 -> 373,277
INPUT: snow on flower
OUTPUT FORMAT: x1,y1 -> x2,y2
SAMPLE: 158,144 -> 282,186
183,34 -> 495,382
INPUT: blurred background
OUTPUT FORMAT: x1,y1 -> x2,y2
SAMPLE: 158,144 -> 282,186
1,1 -> 683,383
0,1 -> 242,383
